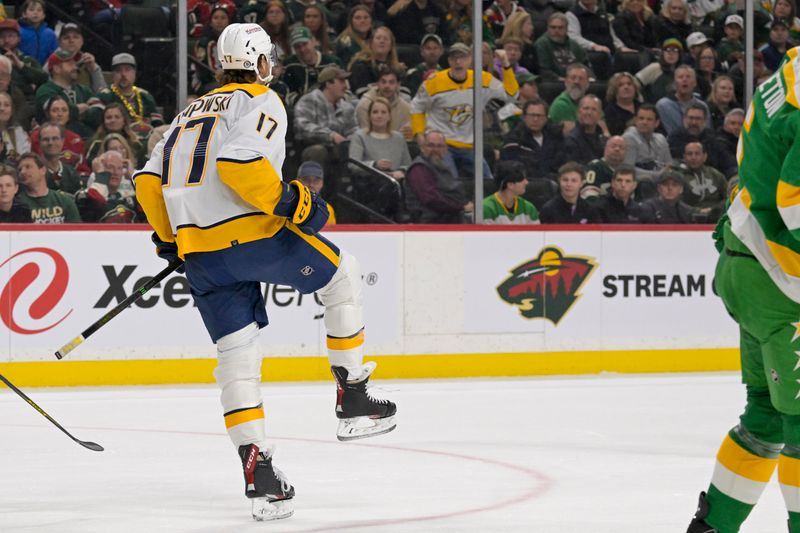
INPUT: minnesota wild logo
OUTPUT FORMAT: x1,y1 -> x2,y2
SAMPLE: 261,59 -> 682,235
496,246 -> 597,324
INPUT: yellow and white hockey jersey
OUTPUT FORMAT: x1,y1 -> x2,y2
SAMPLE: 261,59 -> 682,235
410,68 -> 519,149
134,83 -> 288,257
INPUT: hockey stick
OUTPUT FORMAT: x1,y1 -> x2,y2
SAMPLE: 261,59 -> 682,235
55,259 -> 184,360
0,374 -> 104,452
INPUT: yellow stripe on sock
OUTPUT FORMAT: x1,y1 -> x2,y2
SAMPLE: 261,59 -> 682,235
224,406 -> 264,429
327,330 -> 365,351
717,435 -> 778,483
779,455 -> 800,487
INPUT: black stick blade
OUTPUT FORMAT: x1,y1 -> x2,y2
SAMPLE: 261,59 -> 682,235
79,440 -> 104,452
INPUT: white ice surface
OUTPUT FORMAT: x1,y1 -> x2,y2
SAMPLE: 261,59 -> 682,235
0,373 -> 789,532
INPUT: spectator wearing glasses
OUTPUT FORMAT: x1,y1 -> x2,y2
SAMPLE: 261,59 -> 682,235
637,38 -> 683,103
500,97 -> 565,181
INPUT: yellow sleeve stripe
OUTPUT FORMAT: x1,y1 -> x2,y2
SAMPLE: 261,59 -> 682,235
411,113 -> 426,136
767,239 -> 800,277
499,67 -> 519,96
784,58 -> 800,109
217,157 -> 284,215
285,222 -> 340,267
134,173 -> 174,244
327,329 -> 365,351
224,406 -> 264,429
778,180 -> 800,208
716,435 -> 778,483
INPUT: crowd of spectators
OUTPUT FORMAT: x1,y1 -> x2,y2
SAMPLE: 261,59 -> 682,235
0,0 -> 784,225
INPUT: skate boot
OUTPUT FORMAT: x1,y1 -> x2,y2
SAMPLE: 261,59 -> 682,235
687,492 -> 719,533
332,361 -> 397,441
238,444 -> 295,521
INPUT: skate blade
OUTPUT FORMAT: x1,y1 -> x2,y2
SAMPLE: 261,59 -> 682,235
251,497 -> 294,521
337,415 -> 396,441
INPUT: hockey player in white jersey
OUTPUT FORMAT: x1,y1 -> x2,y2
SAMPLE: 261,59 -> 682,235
133,23 -> 396,521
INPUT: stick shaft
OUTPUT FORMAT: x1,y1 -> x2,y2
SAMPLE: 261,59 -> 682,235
55,259 -> 183,359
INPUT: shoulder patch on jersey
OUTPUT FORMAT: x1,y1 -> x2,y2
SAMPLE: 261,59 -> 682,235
426,70 -> 470,96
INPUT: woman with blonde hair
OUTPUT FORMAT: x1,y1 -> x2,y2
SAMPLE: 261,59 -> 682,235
335,5 -> 373,68
500,10 -> 537,73
348,96 -> 412,217
303,4 -> 335,54
348,26 -> 406,97
86,103 -> 145,168
261,0 -> 291,59
654,0 -> 692,47
612,0 -> 658,53
604,72 -> 642,135
706,75 -> 739,129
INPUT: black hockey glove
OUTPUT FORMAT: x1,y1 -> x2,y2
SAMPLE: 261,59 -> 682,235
287,179 -> 329,235
151,232 -> 185,273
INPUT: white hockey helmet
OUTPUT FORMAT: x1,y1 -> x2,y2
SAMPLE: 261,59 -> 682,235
217,23 -> 276,84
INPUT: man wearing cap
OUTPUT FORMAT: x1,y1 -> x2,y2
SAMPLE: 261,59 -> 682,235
639,166 -> 696,223
355,64 -> 411,137
686,31 -> 710,67
405,34 -> 444,96
0,18 -> 47,100
296,160 -> 336,226
483,160 -> 539,224
283,26 -> 342,101
717,14 -> 744,65
98,53 -> 163,137
533,12 -> 587,79
56,23 -> 105,93
35,48 -> 103,139
386,0 -> 450,46
410,41 -> 518,181
293,65 -> 357,195
761,18 -> 792,71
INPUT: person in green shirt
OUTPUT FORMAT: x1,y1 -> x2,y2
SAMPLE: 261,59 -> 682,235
97,53 -> 163,141
17,151 -> 80,223
548,63 -> 590,133
39,122 -> 84,194
483,160 -> 539,224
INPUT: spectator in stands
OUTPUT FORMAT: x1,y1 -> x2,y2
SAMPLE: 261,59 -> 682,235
499,11 -> 537,74
695,46 -> 720,98
640,166 -> 698,223
605,72 -> 641,136
0,56 -> 31,129
303,5 -> 334,54
622,103 -> 671,183
411,42 -> 518,181
483,160 -> 539,224
493,37 -> 530,78
39,122 -> 83,194
534,12 -> 587,79
717,14 -> 744,66
56,23 -> 105,93
728,49 -> 773,92
335,5 -> 372,69
86,103 -> 146,168
187,0 -> 235,38
348,26 -> 406,98
548,63 -> 590,132
540,162 -> 601,223
585,135 -> 626,196
761,17 -> 792,72
349,96 -> 411,179
0,19 -> 48,103
296,160 -> 335,225
283,26 -> 342,102
387,0 -> 450,47
612,0 -> 658,54
16,152 -> 80,223
355,65 -> 411,138
260,1 -> 291,60
500,97 -> 565,181
654,0 -> 692,48
484,0 -> 526,40
0,91 -> 29,167
709,107 -> 743,179
667,102 -> 715,159
656,65 -> 711,136
99,53 -> 163,142
0,167 -> 31,222
75,149 -> 139,223
405,34 -> 444,97
706,75 -> 738,130
294,66 -> 357,195
30,95 -> 86,172
676,141 -> 727,221
566,0 -> 629,79
496,71 -> 539,132
405,129 -> 473,223
18,0 -> 57,66
637,38 -> 682,103
595,165 -> 648,223
35,49 -> 102,139
771,0 -> 800,41
446,0 -> 495,47
685,32 -> 711,67
564,94 -> 606,165
190,3 -> 233,93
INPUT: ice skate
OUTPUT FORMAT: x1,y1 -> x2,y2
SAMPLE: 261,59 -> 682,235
238,444 -> 295,521
332,362 -> 396,441
686,492 -> 719,533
